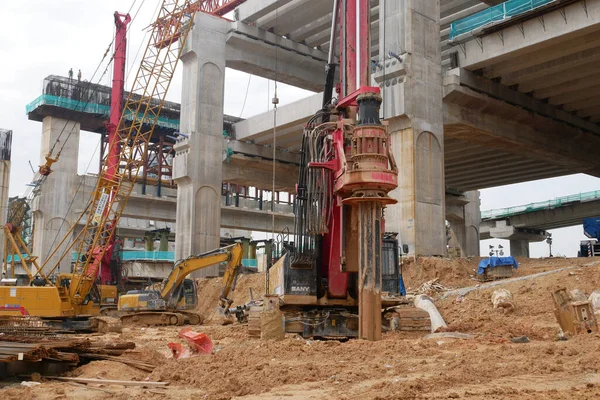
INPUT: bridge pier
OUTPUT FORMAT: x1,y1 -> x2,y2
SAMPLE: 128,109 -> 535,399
378,0 -> 446,256
174,13 -> 228,277
510,239 -> 530,258
446,191 -> 481,256
487,220 -> 548,258
32,116 -> 80,275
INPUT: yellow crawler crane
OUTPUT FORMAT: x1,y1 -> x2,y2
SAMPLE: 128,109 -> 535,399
118,243 -> 243,326
0,0 -> 207,327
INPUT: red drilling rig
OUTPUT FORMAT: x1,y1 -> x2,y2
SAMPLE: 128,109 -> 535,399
256,0 -> 400,341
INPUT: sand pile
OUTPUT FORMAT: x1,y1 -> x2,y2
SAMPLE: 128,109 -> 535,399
402,256 -> 481,290
67,360 -> 147,381
438,262 -> 600,340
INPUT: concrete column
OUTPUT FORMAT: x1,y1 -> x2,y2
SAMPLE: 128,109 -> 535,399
447,191 -> 481,256
510,239 -> 530,258
144,232 -> 154,251
173,13 -> 228,277
158,231 -> 169,252
377,1 -> 446,255
32,117 -> 80,275
463,191 -> 481,256
0,129 -> 11,271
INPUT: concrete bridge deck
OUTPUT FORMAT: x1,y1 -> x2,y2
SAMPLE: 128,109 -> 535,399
480,189 -> 600,256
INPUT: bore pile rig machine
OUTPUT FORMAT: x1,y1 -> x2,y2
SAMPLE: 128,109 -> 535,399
261,0 -> 398,341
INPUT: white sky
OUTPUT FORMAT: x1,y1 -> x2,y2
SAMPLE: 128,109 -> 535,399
1,1 -> 599,258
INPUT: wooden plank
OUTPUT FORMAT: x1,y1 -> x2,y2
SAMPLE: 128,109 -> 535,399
46,376 -> 169,387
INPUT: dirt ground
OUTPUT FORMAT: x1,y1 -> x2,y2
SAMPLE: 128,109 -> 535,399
3,258 -> 600,400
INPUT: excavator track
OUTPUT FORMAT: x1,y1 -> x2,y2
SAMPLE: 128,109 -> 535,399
120,312 -> 185,326
178,311 -> 202,325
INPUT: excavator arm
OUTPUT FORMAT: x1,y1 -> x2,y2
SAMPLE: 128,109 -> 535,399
161,243 -> 243,309
218,244 -> 244,310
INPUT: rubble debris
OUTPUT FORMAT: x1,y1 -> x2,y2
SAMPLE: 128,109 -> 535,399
21,381 -> 41,387
0,315 -> 71,336
491,289 -> 515,311
510,336 -> 530,344
552,288 -> 599,336
0,337 -> 155,373
570,289 -> 588,302
423,332 -> 474,340
588,290 -> 600,315
409,278 -> 450,295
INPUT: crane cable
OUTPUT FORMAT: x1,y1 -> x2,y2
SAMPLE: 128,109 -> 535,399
271,5 -> 280,244
239,74 -> 252,118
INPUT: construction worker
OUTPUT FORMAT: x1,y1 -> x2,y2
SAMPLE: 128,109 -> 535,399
78,69 -> 82,82
68,68 -> 73,81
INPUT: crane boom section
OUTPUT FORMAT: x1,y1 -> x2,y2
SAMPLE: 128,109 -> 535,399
161,244 -> 243,301
45,0 -> 204,305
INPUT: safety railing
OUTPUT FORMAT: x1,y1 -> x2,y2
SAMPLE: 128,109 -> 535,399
70,251 -> 175,263
120,251 -> 175,261
449,0 -> 555,40
26,94 -> 181,131
482,190 -> 600,219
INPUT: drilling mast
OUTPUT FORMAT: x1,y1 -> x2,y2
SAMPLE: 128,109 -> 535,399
264,0 -> 398,341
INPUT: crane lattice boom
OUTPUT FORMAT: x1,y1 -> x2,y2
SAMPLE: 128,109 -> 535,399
43,0 -> 207,304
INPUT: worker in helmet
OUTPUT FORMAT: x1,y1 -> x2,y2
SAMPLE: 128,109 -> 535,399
68,68 -> 73,81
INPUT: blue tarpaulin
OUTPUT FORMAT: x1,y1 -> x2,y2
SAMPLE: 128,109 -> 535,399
583,217 -> 600,240
478,256 -> 519,275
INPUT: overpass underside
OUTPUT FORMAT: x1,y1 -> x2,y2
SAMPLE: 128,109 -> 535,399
30,0 -> 600,266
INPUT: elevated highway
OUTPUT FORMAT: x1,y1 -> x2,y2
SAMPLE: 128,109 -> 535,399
480,190 -> 600,256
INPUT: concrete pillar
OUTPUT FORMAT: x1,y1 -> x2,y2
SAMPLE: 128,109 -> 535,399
0,129 -> 11,271
510,239 -> 530,258
144,232 -> 154,252
173,13 -> 228,277
32,117 -> 80,275
158,231 -> 169,252
378,0 -> 446,256
463,191 -> 481,256
447,191 -> 481,256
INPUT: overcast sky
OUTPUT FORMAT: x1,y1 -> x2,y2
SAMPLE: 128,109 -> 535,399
1,1 -> 599,258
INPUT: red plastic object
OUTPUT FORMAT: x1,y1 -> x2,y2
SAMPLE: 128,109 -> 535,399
178,328 -> 214,354
168,342 -> 185,358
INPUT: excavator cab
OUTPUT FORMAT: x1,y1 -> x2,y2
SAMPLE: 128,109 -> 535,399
180,279 -> 197,310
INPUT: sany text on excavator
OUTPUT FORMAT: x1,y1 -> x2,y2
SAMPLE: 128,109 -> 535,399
118,243 -> 244,326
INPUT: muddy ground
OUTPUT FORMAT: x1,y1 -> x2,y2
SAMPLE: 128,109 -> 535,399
2,257 -> 600,399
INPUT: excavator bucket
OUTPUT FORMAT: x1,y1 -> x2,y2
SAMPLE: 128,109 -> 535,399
178,327 -> 213,354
